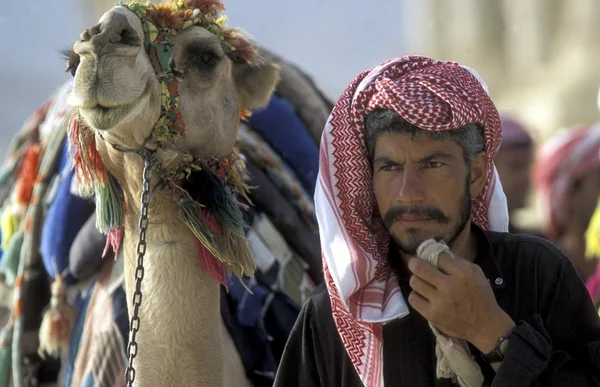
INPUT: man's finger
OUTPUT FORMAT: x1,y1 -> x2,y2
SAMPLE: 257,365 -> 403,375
409,275 -> 437,300
408,257 -> 448,287
408,290 -> 431,316
436,251 -> 468,275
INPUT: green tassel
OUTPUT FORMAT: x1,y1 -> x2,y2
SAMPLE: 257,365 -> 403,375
179,199 -> 255,279
219,227 -> 256,278
208,176 -> 246,235
94,175 -> 124,234
0,232 -> 23,287
179,199 -> 219,254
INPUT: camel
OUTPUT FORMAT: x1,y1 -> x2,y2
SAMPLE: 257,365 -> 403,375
64,1 -> 279,385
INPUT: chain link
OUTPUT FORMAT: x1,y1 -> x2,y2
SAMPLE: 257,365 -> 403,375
125,152 -> 153,386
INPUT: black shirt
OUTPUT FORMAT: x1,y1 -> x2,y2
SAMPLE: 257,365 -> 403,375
274,227 -> 600,386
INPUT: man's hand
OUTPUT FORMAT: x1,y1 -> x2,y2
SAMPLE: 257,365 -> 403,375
407,251 -> 515,354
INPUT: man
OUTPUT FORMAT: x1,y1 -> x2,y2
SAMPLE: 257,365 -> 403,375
274,56 -> 600,386
494,114 -> 538,235
533,125 -> 600,281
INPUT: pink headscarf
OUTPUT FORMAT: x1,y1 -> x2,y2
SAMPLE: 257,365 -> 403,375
314,55 -> 508,387
533,124 -> 600,240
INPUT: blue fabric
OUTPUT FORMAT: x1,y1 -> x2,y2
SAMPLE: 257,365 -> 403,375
227,276 -> 269,328
248,96 -> 319,195
221,272 -> 301,386
81,373 -> 95,387
41,140 -> 95,283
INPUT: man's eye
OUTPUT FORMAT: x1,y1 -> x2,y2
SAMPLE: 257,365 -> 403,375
425,162 -> 443,168
381,164 -> 398,172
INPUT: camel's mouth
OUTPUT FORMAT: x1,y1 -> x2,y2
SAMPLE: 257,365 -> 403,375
78,83 -> 152,130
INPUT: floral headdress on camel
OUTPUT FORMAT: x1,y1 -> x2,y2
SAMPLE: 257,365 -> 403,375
69,0 -> 259,285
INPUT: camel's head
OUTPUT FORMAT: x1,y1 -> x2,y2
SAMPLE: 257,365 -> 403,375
66,0 -> 279,157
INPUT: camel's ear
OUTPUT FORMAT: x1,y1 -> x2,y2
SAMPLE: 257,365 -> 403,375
233,60 -> 280,110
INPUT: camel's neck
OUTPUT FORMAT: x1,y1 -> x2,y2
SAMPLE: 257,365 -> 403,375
97,141 -> 227,386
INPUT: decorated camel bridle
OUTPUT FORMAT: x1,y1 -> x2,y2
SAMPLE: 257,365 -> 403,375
69,1 -> 259,384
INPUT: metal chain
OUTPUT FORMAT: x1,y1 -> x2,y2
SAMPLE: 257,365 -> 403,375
125,152 -> 153,386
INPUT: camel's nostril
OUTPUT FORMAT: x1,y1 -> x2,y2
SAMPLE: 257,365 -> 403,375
120,27 -> 142,47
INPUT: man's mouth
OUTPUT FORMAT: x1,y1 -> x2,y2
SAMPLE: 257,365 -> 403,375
398,215 -> 433,223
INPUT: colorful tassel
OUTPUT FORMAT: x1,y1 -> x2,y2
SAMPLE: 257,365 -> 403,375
194,238 -> 227,286
69,117 -> 103,194
0,231 -> 23,287
103,227 -> 124,260
94,175 -> 125,235
69,116 -> 125,237
15,144 -> 41,208
38,258 -> 75,359
0,206 -> 18,251
179,199 -> 255,279
205,174 -> 247,234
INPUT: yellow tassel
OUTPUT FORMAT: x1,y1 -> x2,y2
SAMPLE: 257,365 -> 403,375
38,258 -> 75,359
0,205 -> 18,251
585,199 -> 600,259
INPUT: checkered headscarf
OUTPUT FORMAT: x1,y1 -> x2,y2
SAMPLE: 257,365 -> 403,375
314,55 -> 508,386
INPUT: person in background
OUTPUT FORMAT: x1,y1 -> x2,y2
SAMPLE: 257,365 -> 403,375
533,124 -> 600,281
494,114 -> 540,236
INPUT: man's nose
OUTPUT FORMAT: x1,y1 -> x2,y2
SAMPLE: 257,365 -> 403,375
397,167 -> 426,204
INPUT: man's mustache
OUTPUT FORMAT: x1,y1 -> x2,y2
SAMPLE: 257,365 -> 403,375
383,205 -> 450,228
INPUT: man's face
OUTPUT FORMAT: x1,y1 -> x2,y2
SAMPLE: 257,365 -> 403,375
372,132 -> 476,255
494,145 -> 533,213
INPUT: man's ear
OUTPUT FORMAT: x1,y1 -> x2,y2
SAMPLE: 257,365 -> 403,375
469,152 -> 489,198
233,60 -> 281,111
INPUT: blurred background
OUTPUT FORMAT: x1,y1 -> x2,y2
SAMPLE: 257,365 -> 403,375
2,0 -> 600,228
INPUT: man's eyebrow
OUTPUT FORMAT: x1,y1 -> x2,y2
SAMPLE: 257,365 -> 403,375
418,151 -> 455,163
372,155 -> 398,165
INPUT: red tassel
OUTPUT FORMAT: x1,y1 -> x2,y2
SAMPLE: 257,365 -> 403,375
194,210 -> 227,286
15,144 -> 41,207
70,117 -> 106,189
195,238 -> 227,287
103,227 -> 124,259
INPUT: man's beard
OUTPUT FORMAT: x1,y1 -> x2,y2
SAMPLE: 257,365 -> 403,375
384,178 -> 472,256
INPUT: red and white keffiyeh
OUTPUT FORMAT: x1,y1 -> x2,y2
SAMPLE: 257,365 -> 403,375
314,55 -> 508,387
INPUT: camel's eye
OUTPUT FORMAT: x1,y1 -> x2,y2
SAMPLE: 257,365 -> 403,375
199,51 -> 219,67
